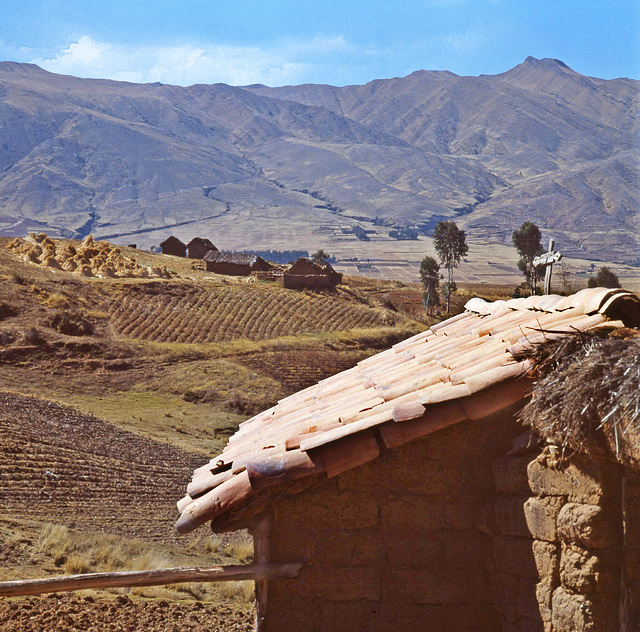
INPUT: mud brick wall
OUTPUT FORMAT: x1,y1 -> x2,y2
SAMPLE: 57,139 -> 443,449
261,416 -> 523,632
523,448 -> 624,632
620,471 -> 640,631
491,436 -> 545,631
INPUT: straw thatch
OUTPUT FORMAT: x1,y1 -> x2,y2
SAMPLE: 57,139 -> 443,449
518,327 -> 640,468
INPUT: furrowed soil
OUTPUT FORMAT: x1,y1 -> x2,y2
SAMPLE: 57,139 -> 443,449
6,236 -> 513,630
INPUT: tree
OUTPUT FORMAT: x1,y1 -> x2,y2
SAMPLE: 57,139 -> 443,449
433,221 -> 468,313
311,249 -> 331,263
587,266 -> 621,289
419,256 -> 441,315
512,222 -> 544,295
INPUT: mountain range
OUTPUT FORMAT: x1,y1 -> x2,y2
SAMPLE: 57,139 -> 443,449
0,57 -> 637,263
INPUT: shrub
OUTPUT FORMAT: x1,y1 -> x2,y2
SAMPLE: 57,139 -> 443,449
46,293 -> 70,309
48,311 -> 93,336
183,389 -> 200,403
587,266 -> 621,289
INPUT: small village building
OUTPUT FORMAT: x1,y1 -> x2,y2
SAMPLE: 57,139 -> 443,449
186,237 -> 218,260
282,257 -> 342,290
159,236 -> 186,257
203,251 -> 272,276
176,288 -> 640,632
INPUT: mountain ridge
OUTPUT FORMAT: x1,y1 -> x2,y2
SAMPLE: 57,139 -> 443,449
0,58 -> 637,264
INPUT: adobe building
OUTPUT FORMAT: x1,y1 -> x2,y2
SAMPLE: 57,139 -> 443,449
159,235 -> 186,257
186,237 -> 217,260
176,288 -> 640,632
282,257 -> 342,290
203,251 -> 272,276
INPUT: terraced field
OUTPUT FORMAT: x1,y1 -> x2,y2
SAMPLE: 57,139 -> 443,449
107,282 -> 401,343
236,349 -> 368,392
0,392 -> 201,542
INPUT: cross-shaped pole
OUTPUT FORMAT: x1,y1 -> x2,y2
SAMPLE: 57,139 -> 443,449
533,238 -> 563,295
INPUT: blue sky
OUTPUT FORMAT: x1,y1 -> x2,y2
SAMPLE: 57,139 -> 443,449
1,0 -> 638,86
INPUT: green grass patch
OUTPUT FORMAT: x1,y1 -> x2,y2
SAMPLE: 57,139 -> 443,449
46,391 -> 247,456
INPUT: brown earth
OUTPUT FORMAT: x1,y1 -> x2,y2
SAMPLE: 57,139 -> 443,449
0,593 -> 253,632
0,237 -> 518,629
0,391 -> 200,540
0,391 -> 254,630
0,237 -> 437,630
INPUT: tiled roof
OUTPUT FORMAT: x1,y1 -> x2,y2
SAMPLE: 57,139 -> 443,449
176,288 -> 640,534
203,251 -> 262,265
286,257 -> 340,275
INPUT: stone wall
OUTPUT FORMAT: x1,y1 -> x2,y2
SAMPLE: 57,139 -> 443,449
491,436 -> 543,631
493,443 -> 626,632
260,416 -> 523,632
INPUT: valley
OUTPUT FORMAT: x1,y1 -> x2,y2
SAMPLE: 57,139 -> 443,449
0,57 -> 637,269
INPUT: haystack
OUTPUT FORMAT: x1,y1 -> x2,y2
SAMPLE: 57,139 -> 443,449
5,234 -> 174,280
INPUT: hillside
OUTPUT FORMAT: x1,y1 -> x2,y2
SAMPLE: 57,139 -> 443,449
0,236 -> 421,437
0,236 -> 429,628
0,58 -> 637,269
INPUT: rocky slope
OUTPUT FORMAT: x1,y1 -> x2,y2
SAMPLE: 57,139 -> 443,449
0,58 -> 637,261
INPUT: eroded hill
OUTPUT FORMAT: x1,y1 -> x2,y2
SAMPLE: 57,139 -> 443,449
0,58 -> 637,264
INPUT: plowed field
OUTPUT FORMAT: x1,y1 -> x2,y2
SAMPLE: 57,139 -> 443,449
0,593 -> 253,631
108,282 -> 400,343
0,236 -> 431,630
0,392 -> 200,541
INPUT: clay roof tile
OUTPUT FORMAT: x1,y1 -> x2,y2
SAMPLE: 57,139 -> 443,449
176,289 -> 638,534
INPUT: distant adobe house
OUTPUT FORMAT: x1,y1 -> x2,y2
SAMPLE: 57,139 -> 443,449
282,257 -> 342,290
176,288 -> 640,632
203,251 -> 272,276
186,237 -> 218,260
159,236 -> 186,257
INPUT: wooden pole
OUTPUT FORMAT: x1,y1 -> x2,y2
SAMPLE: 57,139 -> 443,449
252,515 -> 272,632
533,238 -> 562,296
0,563 -> 303,598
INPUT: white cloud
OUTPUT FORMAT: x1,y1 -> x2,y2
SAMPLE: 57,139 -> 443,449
441,23 -> 494,54
30,35 -> 353,86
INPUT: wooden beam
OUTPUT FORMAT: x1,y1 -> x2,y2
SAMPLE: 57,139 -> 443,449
252,515 -> 272,632
0,563 -> 303,598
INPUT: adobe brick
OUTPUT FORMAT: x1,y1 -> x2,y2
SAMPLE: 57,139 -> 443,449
532,539 -> 560,582
494,494 -> 531,537
524,496 -> 564,542
557,503 -> 618,549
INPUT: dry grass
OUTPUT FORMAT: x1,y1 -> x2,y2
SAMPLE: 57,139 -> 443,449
4,521 -> 256,602
219,581 -> 255,603
34,523 -> 172,575
7,234 -> 175,280
518,328 -> 640,466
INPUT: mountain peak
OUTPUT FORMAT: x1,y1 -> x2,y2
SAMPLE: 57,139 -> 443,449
497,57 -> 580,84
523,56 -> 571,70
